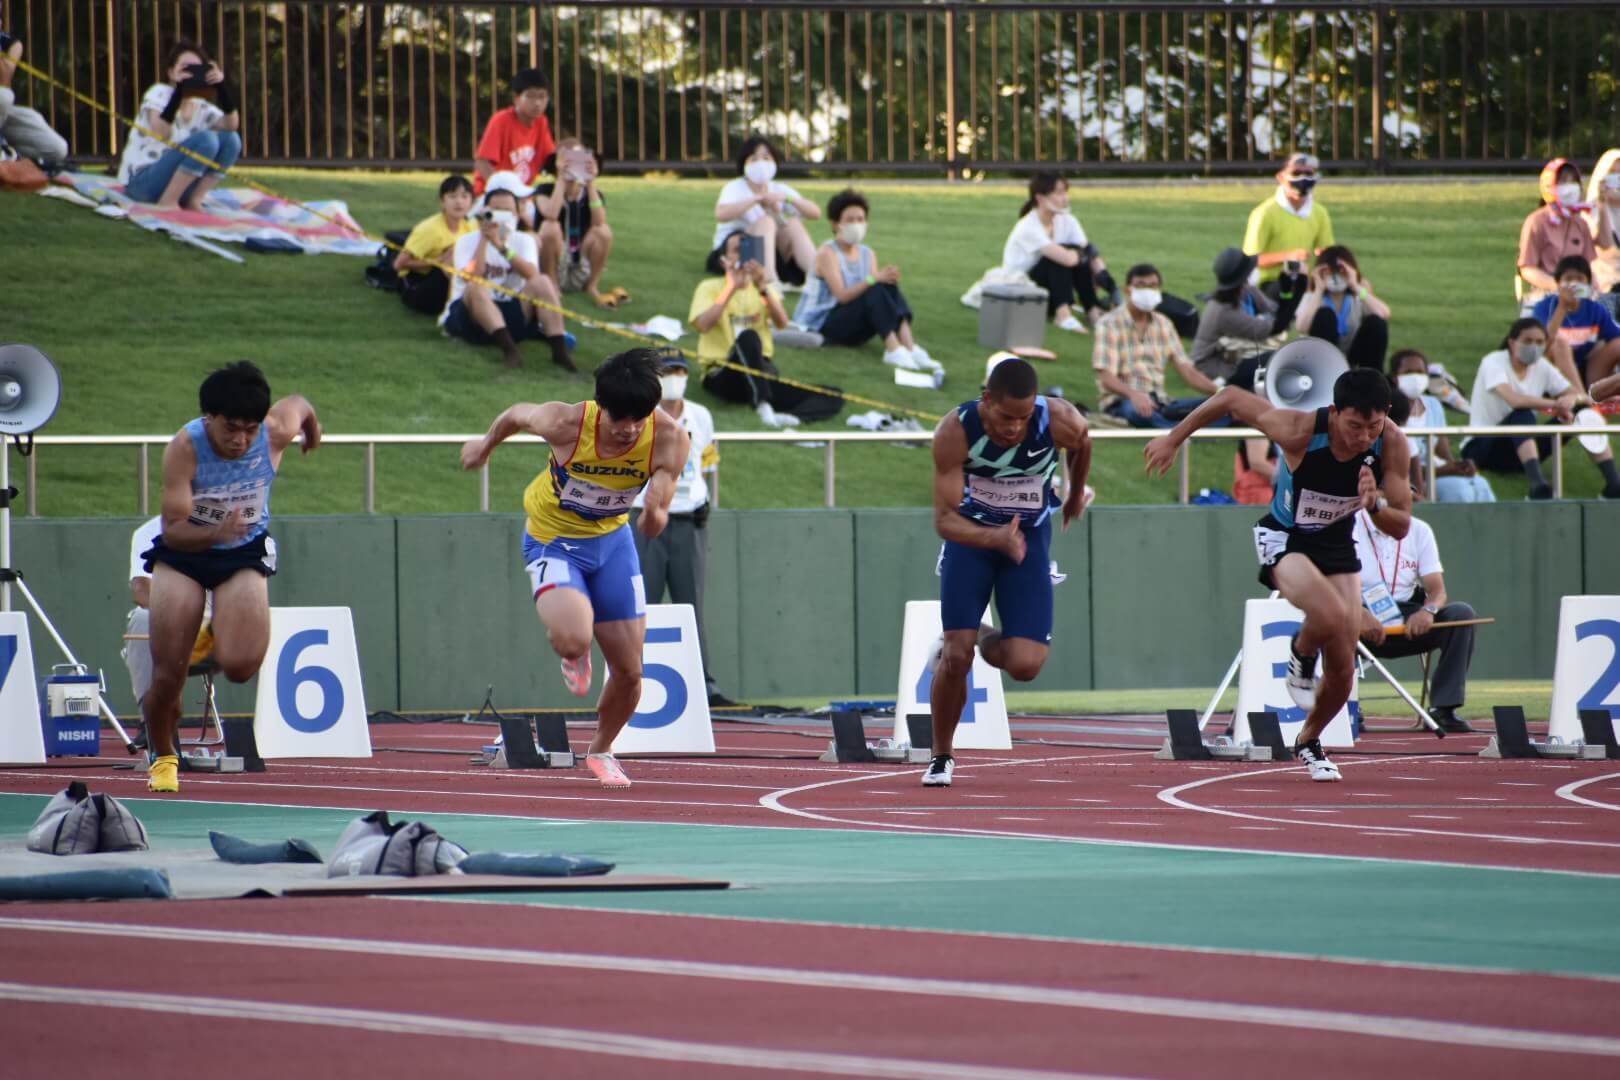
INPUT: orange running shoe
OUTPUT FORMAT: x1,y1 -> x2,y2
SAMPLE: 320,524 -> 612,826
586,752 -> 631,788
560,652 -> 592,697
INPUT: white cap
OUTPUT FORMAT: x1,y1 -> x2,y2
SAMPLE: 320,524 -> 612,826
482,170 -> 534,200
984,351 -> 1020,384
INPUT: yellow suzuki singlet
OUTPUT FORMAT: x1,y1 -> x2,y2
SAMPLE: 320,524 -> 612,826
524,401 -> 657,542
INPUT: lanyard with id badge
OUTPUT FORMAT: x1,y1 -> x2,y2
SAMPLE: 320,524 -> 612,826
1361,512 -> 1404,628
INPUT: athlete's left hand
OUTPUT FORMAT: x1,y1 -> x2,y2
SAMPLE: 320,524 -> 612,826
299,411 -> 322,454
1143,435 -> 1179,477
638,503 -> 668,539
1061,483 -> 1095,531
1406,608 -> 1435,638
459,437 -> 490,470
1358,465 -> 1379,510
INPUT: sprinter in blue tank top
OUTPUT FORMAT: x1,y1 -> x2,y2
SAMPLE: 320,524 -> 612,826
924,356 -> 1093,788
140,362 -> 322,794
1145,367 -> 1412,783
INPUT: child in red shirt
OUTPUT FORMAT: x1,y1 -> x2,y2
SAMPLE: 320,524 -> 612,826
474,67 -> 555,194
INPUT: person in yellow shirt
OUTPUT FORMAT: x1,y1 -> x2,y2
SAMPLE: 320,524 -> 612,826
460,349 -> 690,789
393,175 -> 476,314
688,231 -> 798,428
1243,153 -> 1335,294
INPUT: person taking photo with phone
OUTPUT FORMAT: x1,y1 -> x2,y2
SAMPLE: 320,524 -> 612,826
118,40 -> 240,209
536,138 -> 625,309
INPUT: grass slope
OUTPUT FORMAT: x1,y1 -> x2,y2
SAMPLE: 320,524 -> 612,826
5,172 -> 1588,516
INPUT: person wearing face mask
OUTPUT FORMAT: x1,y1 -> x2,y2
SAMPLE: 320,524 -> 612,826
1091,264 -> 1222,428
118,40 -> 241,209
1242,153 -> 1335,297
1191,246 -> 1307,390
1586,151 -> 1620,295
1518,158 -> 1599,311
1387,351 -> 1494,503
1461,317 -> 1620,499
1293,245 -> 1391,372
793,188 -> 940,376
439,172 -> 578,373
712,134 -> 822,286
629,354 -> 735,709
535,139 -> 625,309
1531,255 -> 1620,392
1000,171 -> 1115,333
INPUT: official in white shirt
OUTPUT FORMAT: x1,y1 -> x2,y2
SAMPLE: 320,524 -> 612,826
631,353 -> 734,707
1352,512 -> 1477,733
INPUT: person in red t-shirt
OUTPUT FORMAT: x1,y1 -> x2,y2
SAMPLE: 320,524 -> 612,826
474,67 -> 555,196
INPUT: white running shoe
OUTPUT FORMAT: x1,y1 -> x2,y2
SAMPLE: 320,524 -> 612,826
1294,740 -> 1342,783
756,402 -> 800,429
1284,638 -> 1319,709
908,346 -> 944,375
586,752 -> 632,788
884,346 -> 923,371
560,653 -> 592,697
921,754 -> 954,787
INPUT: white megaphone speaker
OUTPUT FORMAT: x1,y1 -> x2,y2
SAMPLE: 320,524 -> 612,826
0,344 -> 62,437
1253,338 -> 1348,412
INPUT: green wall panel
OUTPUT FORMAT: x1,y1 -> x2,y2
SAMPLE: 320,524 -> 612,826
734,510 -> 856,698
851,510 -> 945,696
1583,502 -> 1620,597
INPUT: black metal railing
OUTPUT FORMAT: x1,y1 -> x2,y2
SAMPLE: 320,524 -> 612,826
7,1 -> 1618,174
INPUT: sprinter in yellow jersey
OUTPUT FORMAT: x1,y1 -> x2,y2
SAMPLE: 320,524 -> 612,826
462,349 -> 690,788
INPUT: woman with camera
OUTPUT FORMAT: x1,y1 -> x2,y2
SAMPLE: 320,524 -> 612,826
117,41 -> 240,209
711,135 -> 821,286
1293,244 -> 1391,372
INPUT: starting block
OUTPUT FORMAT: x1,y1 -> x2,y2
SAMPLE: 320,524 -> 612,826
1479,706 -> 1607,759
1154,709 -> 1272,762
819,710 -> 931,764
485,714 -> 576,769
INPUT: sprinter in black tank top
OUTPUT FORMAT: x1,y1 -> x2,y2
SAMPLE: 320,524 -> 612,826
1143,368 -> 1412,783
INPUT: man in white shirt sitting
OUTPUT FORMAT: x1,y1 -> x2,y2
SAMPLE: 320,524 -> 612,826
631,353 -> 736,708
123,516 -> 215,741
1352,511 -> 1478,733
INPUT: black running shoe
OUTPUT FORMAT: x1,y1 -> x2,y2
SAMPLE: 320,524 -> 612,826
1294,739 -> 1342,782
1285,636 -> 1319,709
921,754 -> 955,787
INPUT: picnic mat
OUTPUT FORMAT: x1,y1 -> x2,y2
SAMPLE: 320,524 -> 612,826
42,170 -> 377,259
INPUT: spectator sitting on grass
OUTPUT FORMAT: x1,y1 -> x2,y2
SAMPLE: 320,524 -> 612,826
0,38 -> 68,168
1461,317 -> 1620,500
1389,349 -> 1494,504
473,67 -> 554,197
1091,264 -> 1223,429
1531,255 -> 1620,393
536,138 -> 625,309
1000,170 -> 1116,334
792,188 -> 942,377
1242,152 -> 1334,298
1587,151 -> 1620,295
690,232 -> 795,428
1293,245 -> 1390,372
1190,246 -> 1306,391
393,174 -> 475,316
117,40 -> 240,209
711,134 -> 821,286
1518,158 -> 1600,312
440,174 -> 576,373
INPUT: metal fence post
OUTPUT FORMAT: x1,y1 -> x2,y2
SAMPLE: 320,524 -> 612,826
137,444 -> 149,516
1553,432 -> 1564,498
1178,442 -> 1191,504
364,442 -> 377,513
944,7 -> 957,178
1371,3 -> 1387,173
479,463 -> 490,512
824,441 -> 837,507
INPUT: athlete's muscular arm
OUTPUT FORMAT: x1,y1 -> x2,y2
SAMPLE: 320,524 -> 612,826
1048,397 -> 1093,530
156,433 -> 246,552
264,395 -> 321,468
932,413 -> 1026,564
1365,423 -> 1412,540
1143,387 -> 1314,476
637,412 -> 692,540
460,401 -> 579,470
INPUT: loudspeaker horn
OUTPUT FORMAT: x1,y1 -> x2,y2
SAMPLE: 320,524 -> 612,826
0,344 -> 62,437
1253,338 -> 1347,413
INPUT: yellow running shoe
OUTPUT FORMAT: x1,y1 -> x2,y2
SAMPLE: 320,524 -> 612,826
147,754 -> 180,793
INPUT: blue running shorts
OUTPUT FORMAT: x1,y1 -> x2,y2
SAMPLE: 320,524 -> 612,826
938,516 -> 1054,644
522,525 -> 646,624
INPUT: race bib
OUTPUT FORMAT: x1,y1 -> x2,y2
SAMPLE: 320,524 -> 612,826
190,485 -> 267,529
1294,488 -> 1360,530
965,474 -> 1047,516
557,473 -> 642,520
1361,582 -> 1402,627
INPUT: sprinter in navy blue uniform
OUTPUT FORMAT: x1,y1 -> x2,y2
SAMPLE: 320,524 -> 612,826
142,362 -> 321,794
1145,368 -> 1411,782
926,357 -> 1093,787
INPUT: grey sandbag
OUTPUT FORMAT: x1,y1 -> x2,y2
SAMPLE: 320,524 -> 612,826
26,783 -> 148,855
209,831 -> 323,865
327,811 -> 468,878
0,868 -> 172,901
457,852 -> 615,878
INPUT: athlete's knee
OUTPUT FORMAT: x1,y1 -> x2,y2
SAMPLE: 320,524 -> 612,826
548,626 -> 592,659
940,638 -> 975,674
608,658 -> 643,684
1303,592 -> 1349,630
217,651 -> 264,683
143,668 -> 186,708
1003,657 -> 1044,683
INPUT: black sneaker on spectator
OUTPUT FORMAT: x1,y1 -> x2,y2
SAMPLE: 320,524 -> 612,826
707,690 -> 739,709
1603,482 -> 1620,500
1430,707 -> 1474,734
921,754 -> 954,787
1293,739 -> 1342,782
1527,483 -> 1554,500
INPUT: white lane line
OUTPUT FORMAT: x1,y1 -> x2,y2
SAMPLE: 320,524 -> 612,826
1349,794 -> 1393,798
1536,821 -> 1583,826
1409,815 -> 1462,821
1457,797 -> 1506,803
1388,777 -> 1433,782
5,923 -> 1617,1057
1068,798 -> 1110,803
0,981 -> 1105,1080
1234,826 -> 1283,831
1104,822 -> 1159,827
277,762 -> 782,792
1498,782 -> 1540,788
1554,772 -> 1620,812
1157,761 -> 1620,860
1233,789 -> 1278,793
997,817 -> 1046,823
